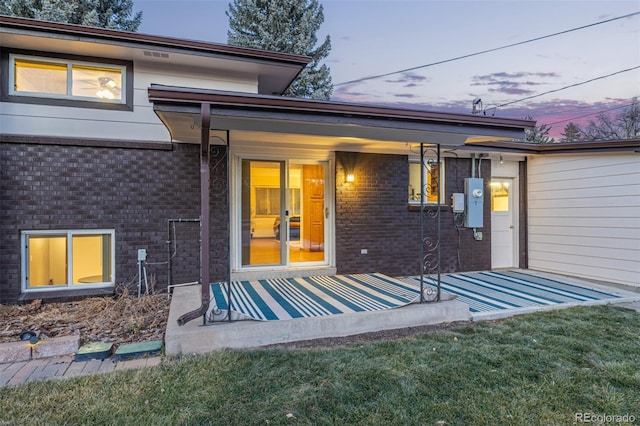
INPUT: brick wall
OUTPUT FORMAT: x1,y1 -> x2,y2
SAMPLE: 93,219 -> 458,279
0,142 -> 229,304
1,143 -> 508,304
335,152 -> 492,277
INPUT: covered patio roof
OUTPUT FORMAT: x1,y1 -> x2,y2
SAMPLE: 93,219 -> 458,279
148,85 -> 536,152
147,85 -> 536,326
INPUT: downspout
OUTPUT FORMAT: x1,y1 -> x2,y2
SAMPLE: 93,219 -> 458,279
177,103 -> 212,326
522,157 -> 528,269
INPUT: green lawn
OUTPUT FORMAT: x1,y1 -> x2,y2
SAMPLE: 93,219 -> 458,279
1,305 -> 639,425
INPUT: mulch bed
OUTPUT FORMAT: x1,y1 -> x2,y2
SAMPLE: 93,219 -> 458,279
0,290 -> 170,346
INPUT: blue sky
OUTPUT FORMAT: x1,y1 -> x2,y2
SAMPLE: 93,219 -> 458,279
133,0 -> 640,138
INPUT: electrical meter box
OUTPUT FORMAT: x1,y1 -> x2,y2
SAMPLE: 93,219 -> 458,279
464,178 -> 484,228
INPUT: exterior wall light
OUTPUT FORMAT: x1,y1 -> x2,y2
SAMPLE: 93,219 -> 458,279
340,152 -> 357,184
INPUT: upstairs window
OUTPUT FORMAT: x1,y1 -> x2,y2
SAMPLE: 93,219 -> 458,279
3,50 -> 132,110
408,159 -> 444,204
12,55 -> 125,102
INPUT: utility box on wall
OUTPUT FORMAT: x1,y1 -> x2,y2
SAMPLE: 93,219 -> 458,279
464,178 -> 484,228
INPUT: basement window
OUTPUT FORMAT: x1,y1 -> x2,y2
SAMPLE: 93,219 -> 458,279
408,159 -> 444,204
21,230 -> 115,292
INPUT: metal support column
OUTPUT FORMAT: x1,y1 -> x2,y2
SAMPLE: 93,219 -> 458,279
225,130 -> 232,322
419,142 -> 442,302
177,103 -> 211,326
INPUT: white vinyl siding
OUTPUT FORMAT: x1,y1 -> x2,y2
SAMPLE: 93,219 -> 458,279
527,153 -> 640,288
0,60 -> 258,143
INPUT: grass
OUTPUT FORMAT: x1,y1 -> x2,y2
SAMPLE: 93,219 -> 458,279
1,305 -> 639,425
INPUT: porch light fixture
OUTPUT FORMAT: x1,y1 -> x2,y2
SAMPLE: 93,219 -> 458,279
340,152 -> 357,184
500,155 -> 504,164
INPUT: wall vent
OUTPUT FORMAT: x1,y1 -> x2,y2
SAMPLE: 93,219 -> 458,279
143,51 -> 170,59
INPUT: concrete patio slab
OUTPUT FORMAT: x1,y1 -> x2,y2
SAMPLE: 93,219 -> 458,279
165,283 -> 471,356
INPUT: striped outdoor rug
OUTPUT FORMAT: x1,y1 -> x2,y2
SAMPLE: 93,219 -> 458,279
209,273 -> 420,321
402,270 -> 621,313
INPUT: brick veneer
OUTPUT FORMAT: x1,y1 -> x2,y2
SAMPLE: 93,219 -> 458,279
0,142 -> 229,304
1,142 -> 516,304
335,152 -> 493,277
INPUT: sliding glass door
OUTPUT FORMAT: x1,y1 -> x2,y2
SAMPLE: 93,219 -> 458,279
240,159 -> 326,268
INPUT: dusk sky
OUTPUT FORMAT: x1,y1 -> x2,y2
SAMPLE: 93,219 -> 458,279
133,0 -> 640,138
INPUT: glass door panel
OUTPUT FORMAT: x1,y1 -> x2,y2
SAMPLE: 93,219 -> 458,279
241,160 -> 284,266
290,163 -> 325,264
240,159 -> 327,268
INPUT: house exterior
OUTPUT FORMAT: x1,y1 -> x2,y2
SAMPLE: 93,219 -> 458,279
1,16 -> 636,307
467,139 -> 640,289
524,142 -> 640,288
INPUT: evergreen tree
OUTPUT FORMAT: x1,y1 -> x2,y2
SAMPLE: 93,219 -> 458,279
227,0 -> 333,100
0,0 -> 142,31
560,122 -> 583,142
523,116 -> 555,144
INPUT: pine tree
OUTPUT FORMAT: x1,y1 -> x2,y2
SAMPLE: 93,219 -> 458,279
0,0 -> 142,31
561,122 -> 583,142
227,0 -> 333,100
523,116 -> 555,144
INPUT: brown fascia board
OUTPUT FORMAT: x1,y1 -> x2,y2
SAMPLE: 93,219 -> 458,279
470,139 -> 640,154
0,15 -> 311,68
148,85 -> 536,130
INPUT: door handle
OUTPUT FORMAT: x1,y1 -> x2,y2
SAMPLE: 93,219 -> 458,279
325,207 -> 329,218
509,225 -> 514,229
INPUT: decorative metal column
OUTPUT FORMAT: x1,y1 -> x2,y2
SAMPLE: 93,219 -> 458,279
419,142 -> 442,303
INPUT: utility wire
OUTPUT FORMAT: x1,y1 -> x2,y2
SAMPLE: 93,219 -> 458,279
545,101 -> 637,126
492,66 -> 640,109
335,11 -> 640,87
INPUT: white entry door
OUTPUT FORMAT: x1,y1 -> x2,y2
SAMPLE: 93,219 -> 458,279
490,178 -> 518,268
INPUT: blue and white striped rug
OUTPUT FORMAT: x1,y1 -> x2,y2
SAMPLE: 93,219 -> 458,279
402,270 -> 621,313
209,273 -> 420,321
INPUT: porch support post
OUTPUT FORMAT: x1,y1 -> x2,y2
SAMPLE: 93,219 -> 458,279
436,143 -> 441,301
226,130 -> 232,322
420,142 -> 425,303
177,103 -> 212,326
419,142 -> 442,303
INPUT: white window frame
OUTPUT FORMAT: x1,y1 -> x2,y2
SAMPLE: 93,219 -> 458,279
21,229 -> 116,292
408,158 -> 445,205
9,54 -> 127,104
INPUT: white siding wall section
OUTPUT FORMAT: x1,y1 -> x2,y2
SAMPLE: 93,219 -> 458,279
528,153 -> 640,288
0,61 -> 258,142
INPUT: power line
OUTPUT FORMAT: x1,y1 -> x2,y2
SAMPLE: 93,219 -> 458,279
491,66 -> 640,109
335,11 -> 640,87
545,101 -> 637,127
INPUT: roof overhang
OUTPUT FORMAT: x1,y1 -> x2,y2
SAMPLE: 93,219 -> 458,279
0,15 -> 310,95
148,85 -> 536,153
466,139 -> 640,154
